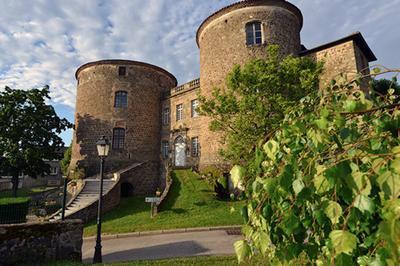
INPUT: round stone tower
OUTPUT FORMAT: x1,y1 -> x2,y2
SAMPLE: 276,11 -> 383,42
71,60 -> 177,177
196,0 -> 303,169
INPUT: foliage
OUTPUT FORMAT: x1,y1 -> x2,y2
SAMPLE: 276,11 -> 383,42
84,170 -> 243,236
0,86 -> 72,196
234,71 -> 400,265
199,45 -> 323,165
0,197 -> 30,224
60,145 -> 72,176
370,77 -> 400,96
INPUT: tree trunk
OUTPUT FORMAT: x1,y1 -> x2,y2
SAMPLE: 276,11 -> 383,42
11,173 -> 19,197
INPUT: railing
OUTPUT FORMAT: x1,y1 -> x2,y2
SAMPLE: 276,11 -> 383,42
172,78 -> 200,95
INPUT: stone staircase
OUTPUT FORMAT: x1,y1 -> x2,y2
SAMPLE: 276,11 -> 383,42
49,162 -> 144,222
49,179 -> 116,221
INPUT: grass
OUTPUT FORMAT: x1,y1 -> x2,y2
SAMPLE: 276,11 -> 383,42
46,255 -> 239,266
0,187 -> 56,198
0,196 -> 30,205
84,170 -> 244,236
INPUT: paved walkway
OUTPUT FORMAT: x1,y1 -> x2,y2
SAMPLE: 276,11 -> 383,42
82,227 -> 242,263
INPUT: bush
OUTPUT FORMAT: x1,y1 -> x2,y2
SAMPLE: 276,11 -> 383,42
200,166 -> 230,199
0,197 -> 30,224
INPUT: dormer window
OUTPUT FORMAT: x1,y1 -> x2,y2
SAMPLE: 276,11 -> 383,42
246,21 -> 262,45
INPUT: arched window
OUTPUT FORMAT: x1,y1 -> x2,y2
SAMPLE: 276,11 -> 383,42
114,91 -> 128,108
246,21 -> 262,45
112,128 -> 125,149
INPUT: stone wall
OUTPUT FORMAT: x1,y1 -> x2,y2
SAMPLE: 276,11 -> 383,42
0,220 -> 83,265
303,40 -> 371,89
161,79 -> 202,169
120,161 -> 160,196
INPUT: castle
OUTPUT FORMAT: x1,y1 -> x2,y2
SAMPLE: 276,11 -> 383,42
70,0 -> 376,196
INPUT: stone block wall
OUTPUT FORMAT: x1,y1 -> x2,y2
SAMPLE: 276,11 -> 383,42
0,220 -> 83,265
120,161 -> 160,196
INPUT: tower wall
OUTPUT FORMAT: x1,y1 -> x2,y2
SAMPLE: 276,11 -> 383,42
71,60 -> 176,182
197,0 -> 303,169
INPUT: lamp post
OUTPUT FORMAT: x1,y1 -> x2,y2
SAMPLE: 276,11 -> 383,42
93,136 -> 110,264
61,175 -> 68,220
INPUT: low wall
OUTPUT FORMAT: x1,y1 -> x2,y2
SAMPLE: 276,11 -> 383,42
0,220 -> 83,265
67,181 -> 121,223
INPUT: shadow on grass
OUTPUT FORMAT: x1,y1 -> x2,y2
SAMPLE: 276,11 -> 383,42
158,172 -> 181,212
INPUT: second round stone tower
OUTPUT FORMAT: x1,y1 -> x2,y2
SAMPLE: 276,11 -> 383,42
70,60 -> 177,183
196,0 -> 303,168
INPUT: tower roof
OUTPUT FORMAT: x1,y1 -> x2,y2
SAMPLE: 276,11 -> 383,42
196,0 -> 303,47
75,59 -> 177,86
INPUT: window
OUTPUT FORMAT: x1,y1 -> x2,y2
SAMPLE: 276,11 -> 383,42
246,22 -> 262,45
191,99 -> 199,118
163,108 -> 170,125
113,128 -> 125,149
115,91 -> 128,108
191,137 -> 199,157
49,166 -> 58,176
176,104 -> 183,121
162,141 -> 169,159
118,66 -> 126,76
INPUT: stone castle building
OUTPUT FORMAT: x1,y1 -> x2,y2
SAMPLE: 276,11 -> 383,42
70,0 -> 376,196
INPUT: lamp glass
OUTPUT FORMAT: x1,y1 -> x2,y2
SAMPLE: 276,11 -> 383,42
96,137 -> 110,157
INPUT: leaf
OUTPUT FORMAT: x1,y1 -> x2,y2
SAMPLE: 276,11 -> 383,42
314,173 -> 332,194
263,140 -> 279,160
329,230 -> 358,255
354,195 -> 375,213
351,171 -> 372,196
234,240 -> 251,264
292,179 -> 305,195
377,171 -> 400,199
315,117 -> 329,130
324,201 -> 343,224
253,230 -> 270,254
230,165 -> 245,189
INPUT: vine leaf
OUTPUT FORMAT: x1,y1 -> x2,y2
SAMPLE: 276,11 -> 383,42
324,201 -> 343,224
330,230 -> 357,255
230,165 -> 245,190
234,240 -> 251,264
263,140 -> 279,160
354,195 -> 375,213
292,179 -> 305,195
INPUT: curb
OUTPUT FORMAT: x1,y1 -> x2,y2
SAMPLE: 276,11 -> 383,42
83,225 -> 242,241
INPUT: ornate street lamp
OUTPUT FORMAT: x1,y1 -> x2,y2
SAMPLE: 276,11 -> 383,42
93,136 -> 110,264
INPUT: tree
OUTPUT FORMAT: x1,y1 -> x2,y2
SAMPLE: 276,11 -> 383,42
60,145 -> 72,176
370,77 -> 400,96
0,86 -> 72,197
199,45 -> 323,165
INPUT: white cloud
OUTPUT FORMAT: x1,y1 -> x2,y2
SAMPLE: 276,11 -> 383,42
0,0 -> 399,123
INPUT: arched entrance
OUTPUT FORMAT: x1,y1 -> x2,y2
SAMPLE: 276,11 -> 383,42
120,182 -> 134,197
174,136 -> 186,167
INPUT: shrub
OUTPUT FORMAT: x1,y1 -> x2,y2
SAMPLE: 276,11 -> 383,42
0,197 -> 30,224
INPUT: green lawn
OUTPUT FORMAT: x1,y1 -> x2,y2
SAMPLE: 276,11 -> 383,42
0,186 -> 56,198
84,170 -> 244,236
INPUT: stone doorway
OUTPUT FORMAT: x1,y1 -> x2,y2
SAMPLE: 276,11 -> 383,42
174,136 -> 186,167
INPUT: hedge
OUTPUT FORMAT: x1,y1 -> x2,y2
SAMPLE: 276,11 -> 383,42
0,197 -> 30,224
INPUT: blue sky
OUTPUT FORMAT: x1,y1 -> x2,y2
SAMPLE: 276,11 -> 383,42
0,0 -> 399,145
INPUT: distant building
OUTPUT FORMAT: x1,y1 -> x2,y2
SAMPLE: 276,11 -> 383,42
70,0 -> 376,196
0,148 -> 65,190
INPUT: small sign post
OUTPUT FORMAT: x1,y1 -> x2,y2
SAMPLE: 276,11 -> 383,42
145,197 -> 160,218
